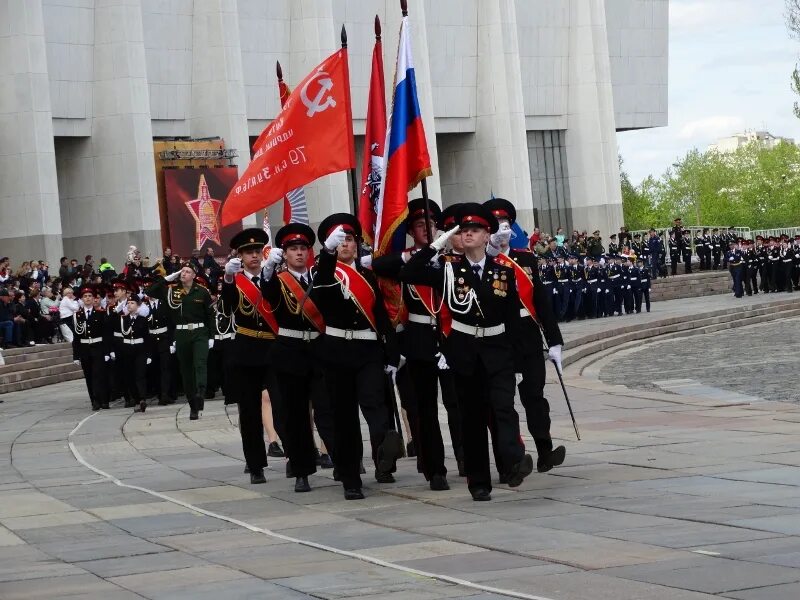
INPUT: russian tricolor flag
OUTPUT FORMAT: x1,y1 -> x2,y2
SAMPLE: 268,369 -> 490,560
374,16 -> 432,256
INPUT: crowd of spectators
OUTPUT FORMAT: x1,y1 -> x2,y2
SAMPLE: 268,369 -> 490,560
0,247 -> 226,350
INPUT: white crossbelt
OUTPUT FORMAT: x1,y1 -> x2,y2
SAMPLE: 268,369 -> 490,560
149,327 -> 168,335
450,321 -> 505,338
279,328 -> 320,341
325,327 -> 377,341
176,323 -> 204,330
407,312 -> 437,326
123,338 -> 144,345
80,337 -> 103,344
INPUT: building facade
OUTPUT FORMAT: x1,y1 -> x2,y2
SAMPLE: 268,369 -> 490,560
709,130 -> 795,154
1,0 -> 668,266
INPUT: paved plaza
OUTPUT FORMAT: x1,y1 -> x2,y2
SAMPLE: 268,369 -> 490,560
2,295 -> 800,599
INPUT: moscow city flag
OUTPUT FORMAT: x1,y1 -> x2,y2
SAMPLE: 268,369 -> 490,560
222,49 -> 355,226
374,16 -> 432,256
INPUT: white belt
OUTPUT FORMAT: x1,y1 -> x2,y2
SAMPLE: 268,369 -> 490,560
80,337 -> 103,344
407,312 -> 437,326
451,321 -> 505,338
520,308 -> 532,318
557,279 -> 568,283
325,327 -> 377,341
629,278 -> 638,281
113,332 -> 123,338
149,327 -> 168,335
279,328 -> 320,341
176,323 -> 204,330
587,279 -> 598,284
609,275 -> 620,279
123,338 -> 144,345
214,332 -> 234,340
543,281 -> 553,285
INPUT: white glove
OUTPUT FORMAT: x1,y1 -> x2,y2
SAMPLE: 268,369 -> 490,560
109,351 -> 116,361
225,258 -> 242,276
436,352 -> 449,370
431,226 -> 460,252
73,359 -> 81,366
261,247 -> 284,279
398,354 -> 407,370
627,285 -> 631,290
515,373 -> 523,385
324,225 -> 347,252
359,254 -> 372,269
548,344 -> 563,374
146,357 -> 152,365
104,355 -> 110,362
165,271 -> 180,282
169,342 -> 176,355
384,365 -> 398,378
490,223 -> 513,249
208,339 -> 214,350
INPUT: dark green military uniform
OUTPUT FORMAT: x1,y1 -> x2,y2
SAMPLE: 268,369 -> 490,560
146,276 -> 213,416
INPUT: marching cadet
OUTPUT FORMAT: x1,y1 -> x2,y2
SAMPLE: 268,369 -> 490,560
766,238 -> 781,292
727,240 -> 745,298
311,214 -> 403,500
584,257 -> 602,319
108,279 -> 130,404
681,230 -> 693,274
400,203 -> 534,501
756,236 -> 768,292
638,258 -> 652,312
72,286 -> 110,410
222,229 -> 283,485
144,277 -> 177,405
781,236 -> 795,293
372,199 -> 456,491
146,263 -> 214,421
711,228 -> 722,270
260,224 -> 333,493
743,239 -> 758,296
621,256 -> 635,314
668,231 -> 680,276
701,228 -> 713,270
120,296 -> 150,413
629,257 -> 643,313
565,253 -> 585,321
206,283 -> 233,402
607,255 -> 624,316
484,198 -> 566,475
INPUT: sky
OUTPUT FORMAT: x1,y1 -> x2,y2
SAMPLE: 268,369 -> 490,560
618,0 -> 800,184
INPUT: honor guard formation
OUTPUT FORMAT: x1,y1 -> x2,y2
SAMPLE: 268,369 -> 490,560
2,205 -> 798,501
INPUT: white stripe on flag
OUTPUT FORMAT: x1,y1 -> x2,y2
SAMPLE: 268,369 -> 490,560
286,187 -> 309,225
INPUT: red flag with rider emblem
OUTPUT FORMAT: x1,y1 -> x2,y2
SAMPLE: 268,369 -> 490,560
222,49 -> 356,226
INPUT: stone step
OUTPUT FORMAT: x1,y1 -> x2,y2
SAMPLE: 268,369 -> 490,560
1,342 -> 72,358
0,355 -> 76,375
1,347 -> 73,366
0,362 -> 83,386
0,370 -> 84,395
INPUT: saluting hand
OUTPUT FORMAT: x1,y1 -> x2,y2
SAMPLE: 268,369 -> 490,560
431,226 -> 460,252
225,258 -> 243,276
324,226 -> 347,252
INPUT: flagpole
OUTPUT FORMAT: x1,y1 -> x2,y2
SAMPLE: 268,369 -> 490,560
340,25 -> 360,217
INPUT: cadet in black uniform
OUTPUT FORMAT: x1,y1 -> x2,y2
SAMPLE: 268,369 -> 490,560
400,203 -> 534,501
260,223 -> 334,493
681,230 -> 693,274
222,229 -> 282,485
145,279 -> 177,404
206,285 -> 233,402
711,228 -> 722,270
484,198 -> 566,474
372,199 -> 454,491
120,296 -> 150,412
311,214 -> 403,500
72,286 -> 110,410
668,231 -> 680,276
727,241 -> 745,298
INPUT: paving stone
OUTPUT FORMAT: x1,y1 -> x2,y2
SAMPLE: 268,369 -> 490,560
724,581 -> 800,600
0,510 -> 98,530
0,573 -> 125,600
75,550 -> 207,578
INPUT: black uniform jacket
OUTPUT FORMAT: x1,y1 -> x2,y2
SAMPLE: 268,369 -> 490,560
507,249 -> 563,355
310,249 -> 399,369
221,274 -> 273,367
372,249 -> 440,362
261,267 -> 321,376
72,306 -> 111,360
399,246 -> 520,375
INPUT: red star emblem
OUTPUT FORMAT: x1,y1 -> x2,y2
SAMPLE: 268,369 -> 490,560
185,174 -> 222,248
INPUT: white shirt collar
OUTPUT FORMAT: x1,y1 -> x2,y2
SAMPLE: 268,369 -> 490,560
288,268 -> 309,280
468,256 -> 486,270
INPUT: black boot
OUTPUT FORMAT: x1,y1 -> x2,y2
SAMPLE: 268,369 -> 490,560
250,468 -> 266,484
535,438 -> 566,473
295,476 -> 311,493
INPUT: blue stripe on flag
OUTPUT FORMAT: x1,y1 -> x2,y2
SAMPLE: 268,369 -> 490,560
387,68 -> 423,158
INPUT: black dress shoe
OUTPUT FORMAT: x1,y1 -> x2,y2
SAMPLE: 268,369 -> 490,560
344,488 -> 364,500
189,409 -> 199,421
430,474 -> 450,491
317,453 -> 333,469
406,440 -> 417,457
295,476 -> 311,493
537,445 -> 566,473
250,469 -> 266,484
268,441 -> 285,457
506,454 -> 534,488
470,487 -> 492,501
375,471 -> 395,483
138,400 -> 147,413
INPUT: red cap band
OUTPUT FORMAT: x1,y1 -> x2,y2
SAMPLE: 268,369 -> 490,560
461,215 -> 490,228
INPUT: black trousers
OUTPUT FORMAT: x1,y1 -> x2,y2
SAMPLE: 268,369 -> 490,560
682,252 -> 693,274
403,359 -> 447,479
274,368 -> 318,478
455,360 -> 522,493
149,338 -> 175,400
122,347 -> 147,402
233,364 -> 268,472
438,370 -> 463,463
324,360 -> 388,489
80,343 -> 108,409
670,252 -> 680,275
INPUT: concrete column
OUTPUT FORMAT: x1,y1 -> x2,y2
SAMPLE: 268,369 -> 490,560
0,0 -> 63,265
383,0 -> 442,205
190,0 -> 255,226
475,0 -> 534,230
564,0 -> 623,237
59,0 -> 161,266
286,0 -> 349,229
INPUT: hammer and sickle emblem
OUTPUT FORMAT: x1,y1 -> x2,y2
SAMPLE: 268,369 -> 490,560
301,70 -> 337,117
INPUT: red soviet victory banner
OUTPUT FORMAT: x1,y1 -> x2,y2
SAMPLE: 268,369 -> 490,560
222,49 -> 356,226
